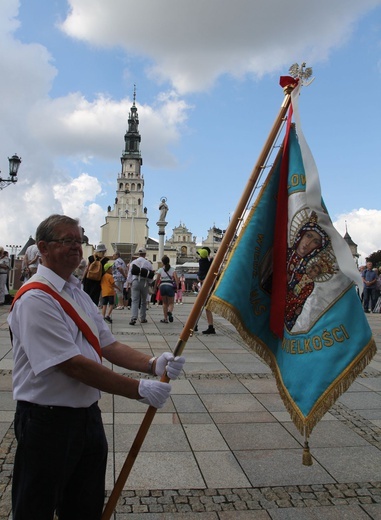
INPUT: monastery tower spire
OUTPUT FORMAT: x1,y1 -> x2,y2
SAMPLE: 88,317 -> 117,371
101,86 -> 149,260
119,84 -> 144,218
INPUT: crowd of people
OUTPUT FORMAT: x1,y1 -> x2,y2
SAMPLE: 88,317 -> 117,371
71,241 -> 214,331
2,238 -> 381,323
1,239 -> 214,328
5,237 -> 381,326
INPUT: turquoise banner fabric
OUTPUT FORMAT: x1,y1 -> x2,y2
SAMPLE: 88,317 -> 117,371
209,125 -> 376,435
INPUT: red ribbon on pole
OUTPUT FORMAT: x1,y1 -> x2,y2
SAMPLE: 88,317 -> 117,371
269,81 -> 296,338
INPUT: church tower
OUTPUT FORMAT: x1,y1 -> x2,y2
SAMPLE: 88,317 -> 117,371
343,223 -> 360,267
101,87 -> 149,260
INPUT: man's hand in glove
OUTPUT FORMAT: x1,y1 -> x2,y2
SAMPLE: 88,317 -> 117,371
138,379 -> 171,408
155,352 -> 185,380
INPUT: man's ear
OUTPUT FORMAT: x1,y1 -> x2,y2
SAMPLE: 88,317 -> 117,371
37,240 -> 48,256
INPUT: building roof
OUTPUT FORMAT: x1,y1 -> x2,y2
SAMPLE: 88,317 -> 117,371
19,236 -> 36,256
343,231 -> 357,247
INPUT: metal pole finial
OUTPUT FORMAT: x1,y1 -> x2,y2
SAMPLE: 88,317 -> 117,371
288,63 -> 314,86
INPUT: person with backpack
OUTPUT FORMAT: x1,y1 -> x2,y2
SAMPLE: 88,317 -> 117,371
83,244 -> 109,305
153,255 -> 179,324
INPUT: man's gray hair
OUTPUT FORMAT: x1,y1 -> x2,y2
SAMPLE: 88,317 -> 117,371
36,214 -> 80,243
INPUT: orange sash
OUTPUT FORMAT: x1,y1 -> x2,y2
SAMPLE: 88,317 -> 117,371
11,282 -> 102,361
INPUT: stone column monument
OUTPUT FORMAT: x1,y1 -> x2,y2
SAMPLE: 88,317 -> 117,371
157,197 -> 168,261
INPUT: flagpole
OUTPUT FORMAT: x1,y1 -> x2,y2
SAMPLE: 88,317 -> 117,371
174,81 -> 296,352
101,81 -> 296,520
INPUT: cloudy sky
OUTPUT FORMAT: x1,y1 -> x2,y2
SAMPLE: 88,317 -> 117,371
1,0 -> 380,264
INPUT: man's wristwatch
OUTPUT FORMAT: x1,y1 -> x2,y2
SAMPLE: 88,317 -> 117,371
148,356 -> 157,375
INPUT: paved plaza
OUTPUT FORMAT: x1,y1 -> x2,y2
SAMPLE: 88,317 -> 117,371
0,294 -> 380,519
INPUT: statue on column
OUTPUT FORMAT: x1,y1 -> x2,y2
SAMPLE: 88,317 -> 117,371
159,197 -> 169,222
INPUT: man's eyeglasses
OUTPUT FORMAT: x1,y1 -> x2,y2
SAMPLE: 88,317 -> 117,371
49,239 -> 85,247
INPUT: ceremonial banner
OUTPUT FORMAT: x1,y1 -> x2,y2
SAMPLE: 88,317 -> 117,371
208,83 -> 376,445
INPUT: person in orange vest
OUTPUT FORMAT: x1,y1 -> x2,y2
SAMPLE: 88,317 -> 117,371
101,261 -> 116,323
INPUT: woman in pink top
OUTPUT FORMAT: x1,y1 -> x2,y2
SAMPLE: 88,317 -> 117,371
175,275 -> 186,304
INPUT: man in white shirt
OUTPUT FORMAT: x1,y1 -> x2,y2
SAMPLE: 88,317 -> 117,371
127,247 -> 154,325
22,243 -> 41,277
8,214 -> 184,520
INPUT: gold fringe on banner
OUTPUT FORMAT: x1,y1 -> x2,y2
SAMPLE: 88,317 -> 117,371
208,295 -> 377,447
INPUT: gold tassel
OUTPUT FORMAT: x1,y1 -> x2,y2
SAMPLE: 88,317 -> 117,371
303,442 -> 313,466
302,430 -> 313,466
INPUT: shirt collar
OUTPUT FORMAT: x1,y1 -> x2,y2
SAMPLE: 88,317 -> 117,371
37,264 -> 82,292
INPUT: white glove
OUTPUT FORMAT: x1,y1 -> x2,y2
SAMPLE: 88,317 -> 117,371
155,352 -> 186,380
138,379 -> 172,409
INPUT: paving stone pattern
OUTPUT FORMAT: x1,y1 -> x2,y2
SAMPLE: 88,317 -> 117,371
0,300 -> 381,519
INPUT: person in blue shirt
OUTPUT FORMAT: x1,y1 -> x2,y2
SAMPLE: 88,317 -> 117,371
362,261 -> 378,312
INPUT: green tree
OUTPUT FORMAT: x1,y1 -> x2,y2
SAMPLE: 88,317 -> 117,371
367,250 -> 381,268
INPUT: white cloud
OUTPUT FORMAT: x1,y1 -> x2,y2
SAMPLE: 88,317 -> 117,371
0,173 -> 105,247
333,209 -> 381,264
1,0 -> 380,252
27,92 -> 190,167
0,1 -> 191,248
60,0 -> 381,93
52,173 -> 106,245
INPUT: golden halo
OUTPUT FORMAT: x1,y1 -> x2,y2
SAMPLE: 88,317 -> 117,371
288,207 -> 310,247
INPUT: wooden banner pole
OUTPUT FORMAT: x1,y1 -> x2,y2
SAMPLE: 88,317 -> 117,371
101,83 -> 295,520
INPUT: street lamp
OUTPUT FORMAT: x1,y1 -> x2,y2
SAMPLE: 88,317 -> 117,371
6,244 -> 22,256
0,154 -> 22,190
